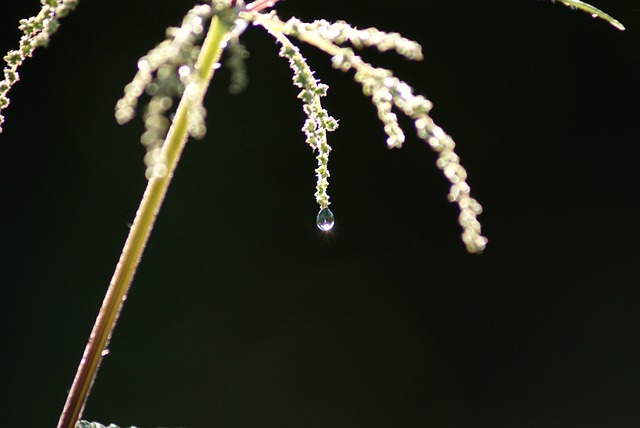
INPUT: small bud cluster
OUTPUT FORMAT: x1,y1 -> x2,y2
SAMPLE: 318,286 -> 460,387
274,34 -> 338,209
249,12 -> 487,252
0,0 -> 78,132
115,4 -> 214,180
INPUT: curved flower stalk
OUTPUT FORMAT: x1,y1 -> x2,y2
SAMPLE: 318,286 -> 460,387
0,0 -> 78,132
273,32 -> 338,216
245,11 -> 488,253
550,0 -> 625,30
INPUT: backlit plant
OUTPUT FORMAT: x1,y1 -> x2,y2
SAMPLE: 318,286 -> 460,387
0,1 -> 624,427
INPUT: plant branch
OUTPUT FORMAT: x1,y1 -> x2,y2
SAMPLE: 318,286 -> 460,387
556,0 -> 625,30
56,14 -> 233,428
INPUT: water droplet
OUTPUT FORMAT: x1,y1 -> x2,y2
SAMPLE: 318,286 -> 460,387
316,207 -> 335,231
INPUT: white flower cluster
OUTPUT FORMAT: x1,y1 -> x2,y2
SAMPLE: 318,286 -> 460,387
115,4 -> 215,180
0,0 -> 78,132
288,18 -> 423,61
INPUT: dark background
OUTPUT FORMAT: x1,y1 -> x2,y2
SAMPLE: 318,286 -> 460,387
1,1 -> 639,427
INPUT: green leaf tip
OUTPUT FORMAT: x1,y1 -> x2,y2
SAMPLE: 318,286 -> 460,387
554,0 -> 625,31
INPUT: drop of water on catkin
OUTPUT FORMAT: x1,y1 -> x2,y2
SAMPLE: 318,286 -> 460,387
316,207 -> 335,231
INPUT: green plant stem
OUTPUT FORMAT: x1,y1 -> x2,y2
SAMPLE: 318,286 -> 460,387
56,15 -> 232,428
557,0 -> 625,30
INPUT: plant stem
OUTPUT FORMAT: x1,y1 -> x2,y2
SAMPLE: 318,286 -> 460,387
57,14 -> 232,428
557,0 -> 625,30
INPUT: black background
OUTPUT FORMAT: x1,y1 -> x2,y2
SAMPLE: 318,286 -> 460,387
1,1 -> 639,427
